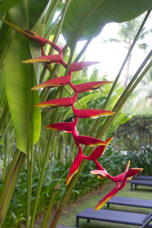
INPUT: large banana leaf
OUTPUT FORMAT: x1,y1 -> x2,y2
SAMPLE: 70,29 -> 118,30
0,22 -> 14,69
9,0 -> 49,29
2,34 -> 41,153
0,0 -> 23,18
63,0 -> 152,46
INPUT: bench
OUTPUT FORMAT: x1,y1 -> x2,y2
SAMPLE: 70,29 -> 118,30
130,179 -> 152,191
107,196 -> 152,209
76,208 -> 152,227
135,176 -> 152,181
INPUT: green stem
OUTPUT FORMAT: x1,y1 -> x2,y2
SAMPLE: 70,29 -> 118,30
0,151 -> 26,227
41,186 -> 58,228
30,132 -> 53,228
74,39 -> 92,62
27,147 -> 34,228
49,160 -> 87,228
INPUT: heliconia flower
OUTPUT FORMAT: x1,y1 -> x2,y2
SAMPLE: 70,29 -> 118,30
84,138 -> 113,160
66,139 -> 111,185
74,135 -> 109,146
2,20 -> 63,53
23,30 -> 48,46
46,119 -> 78,133
47,40 -> 63,54
22,31 -> 63,53
69,61 -> 99,72
2,19 -> 48,46
94,160 -> 106,171
66,147 -> 83,185
70,81 -> 112,93
31,73 -> 71,90
95,186 -> 119,210
91,161 -> 143,210
35,95 -> 77,108
72,105 -> 114,119
22,54 -> 67,67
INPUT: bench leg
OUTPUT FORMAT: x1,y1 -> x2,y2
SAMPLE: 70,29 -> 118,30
76,216 -> 79,227
131,183 -> 133,191
87,218 -> 90,223
135,184 -> 137,190
107,203 -> 110,208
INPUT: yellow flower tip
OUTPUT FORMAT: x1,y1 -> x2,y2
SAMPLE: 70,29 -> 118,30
96,197 -> 111,210
106,137 -> 113,144
91,111 -> 115,119
22,58 -> 47,64
35,104 -> 41,107
34,103 -> 45,108
66,170 -> 78,185
95,203 -> 104,211
22,59 -> 34,64
45,126 -> 56,130
127,160 -> 131,167
89,142 -> 107,147
35,103 -> 55,108
31,86 -> 40,90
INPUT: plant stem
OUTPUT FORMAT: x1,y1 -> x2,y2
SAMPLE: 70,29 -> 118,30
0,151 -> 26,227
49,160 -> 87,228
27,147 -> 34,228
41,186 -> 58,228
30,132 -> 53,228
74,39 -> 92,62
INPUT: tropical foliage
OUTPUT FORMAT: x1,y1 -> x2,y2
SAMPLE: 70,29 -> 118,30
0,0 -> 152,227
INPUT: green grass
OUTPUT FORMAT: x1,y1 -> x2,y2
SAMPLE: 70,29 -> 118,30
59,182 -> 152,228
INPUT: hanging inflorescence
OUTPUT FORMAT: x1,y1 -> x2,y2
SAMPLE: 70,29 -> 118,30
21,29 -> 142,210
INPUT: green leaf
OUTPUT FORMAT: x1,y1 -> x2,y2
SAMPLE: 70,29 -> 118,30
63,0 -> 152,46
0,22 -> 14,69
9,0 -> 49,29
28,0 -> 50,28
0,0 -> 23,18
3,34 -> 41,153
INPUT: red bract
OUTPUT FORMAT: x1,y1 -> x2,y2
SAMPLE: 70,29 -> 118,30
35,95 -> 77,108
94,160 -> 105,171
22,54 -> 67,67
47,40 -> 63,54
69,61 -> 99,72
72,105 -> 114,118
66,148 -> 83,185
74,135 -> 108,146
2,20 -> 48,46
23,30 -> 48,46
71,81 -> 112,93
32,74 -> 71,90
84,138 -> 113,160
91,161 -> 143,210
66,138 -> 111,185
46,120 -> 77,133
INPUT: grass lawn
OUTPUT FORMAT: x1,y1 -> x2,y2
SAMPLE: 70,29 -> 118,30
58,182 -> 152,228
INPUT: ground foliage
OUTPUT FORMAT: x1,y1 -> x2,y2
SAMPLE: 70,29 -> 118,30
1,145 -> 126,227
114,115 -> 152,174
